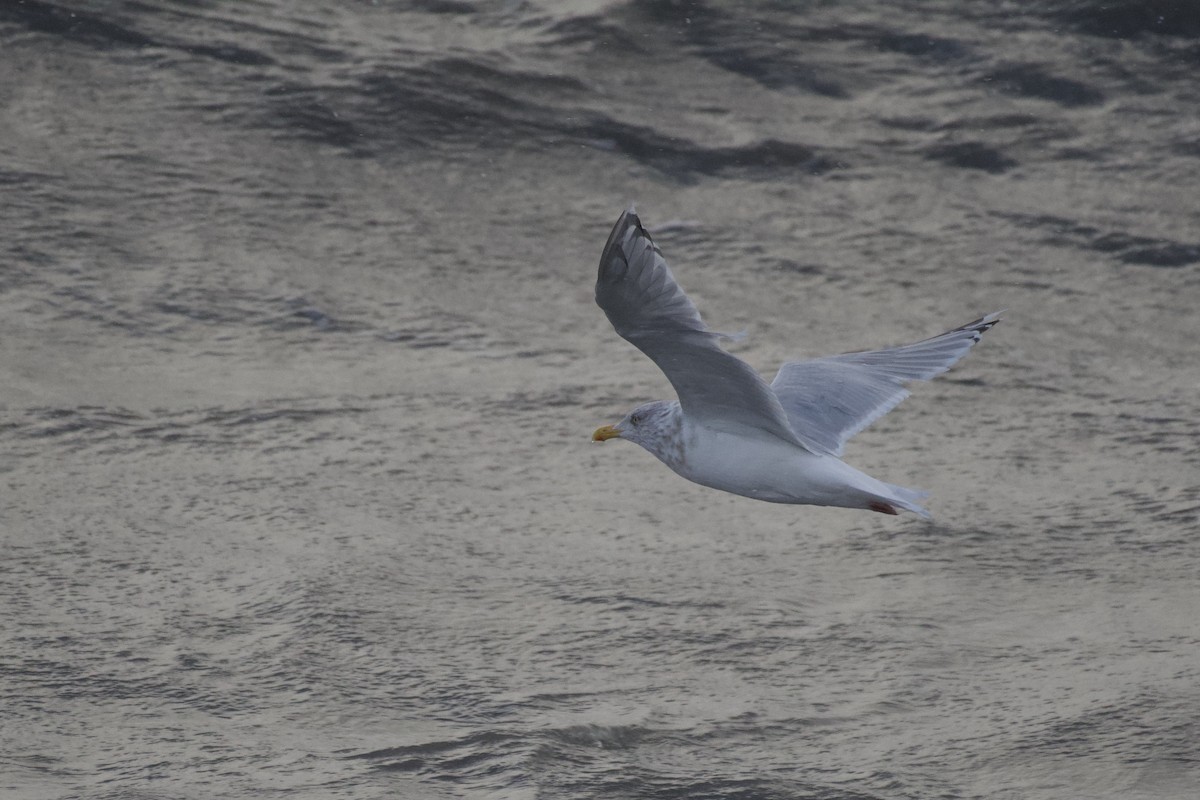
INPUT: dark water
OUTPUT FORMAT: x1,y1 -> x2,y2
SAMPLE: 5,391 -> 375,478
2,1 -> 1199,798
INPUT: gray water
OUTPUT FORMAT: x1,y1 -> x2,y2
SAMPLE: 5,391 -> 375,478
2,2 -> 1199,798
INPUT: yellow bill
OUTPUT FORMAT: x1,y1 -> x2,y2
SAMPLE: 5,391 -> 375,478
591,424 -> 620,442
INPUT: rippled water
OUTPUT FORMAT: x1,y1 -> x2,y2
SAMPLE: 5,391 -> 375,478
3,2 -> 1199,798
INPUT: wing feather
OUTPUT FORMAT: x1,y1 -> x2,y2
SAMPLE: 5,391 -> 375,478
596,208 -> 804,446
769,312 -> 1002,456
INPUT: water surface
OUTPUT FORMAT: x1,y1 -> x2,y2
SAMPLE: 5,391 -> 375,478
2,2 -> 1198,798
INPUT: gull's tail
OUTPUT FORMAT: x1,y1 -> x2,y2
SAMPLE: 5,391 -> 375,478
869,482 -> 932,519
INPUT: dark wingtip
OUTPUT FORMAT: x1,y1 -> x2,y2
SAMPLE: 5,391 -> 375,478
978,310 -> 1005,328
618,203 -> 649,240
960,310 -> 1005,341
598,205 -> 652,275
598,205 -> 640,290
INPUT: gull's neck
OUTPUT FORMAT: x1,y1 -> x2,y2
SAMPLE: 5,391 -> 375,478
635,401 -> 685,470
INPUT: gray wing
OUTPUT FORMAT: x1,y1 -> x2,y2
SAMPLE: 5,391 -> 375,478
770,313 -> 1003,456
595,207 -> 804,446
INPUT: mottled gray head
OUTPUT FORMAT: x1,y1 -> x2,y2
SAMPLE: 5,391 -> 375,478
591,399 -> 683,464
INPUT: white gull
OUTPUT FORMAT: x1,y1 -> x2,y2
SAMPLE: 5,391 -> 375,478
591,207 -> 1002,518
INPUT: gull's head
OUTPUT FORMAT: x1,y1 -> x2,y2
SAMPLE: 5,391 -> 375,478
592,400 -> 682,462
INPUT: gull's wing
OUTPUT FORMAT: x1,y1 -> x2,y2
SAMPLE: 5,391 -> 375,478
769,313 -> 1002,456
595,207 -> 805,446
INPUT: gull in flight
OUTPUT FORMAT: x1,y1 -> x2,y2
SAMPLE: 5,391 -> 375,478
591,207 -> 1001,518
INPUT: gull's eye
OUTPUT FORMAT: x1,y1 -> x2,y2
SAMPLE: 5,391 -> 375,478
630,412 -> 643,426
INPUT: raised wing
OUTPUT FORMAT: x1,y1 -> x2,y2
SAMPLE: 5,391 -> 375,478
770,313 -> 1002,456
595,207 -> 804,446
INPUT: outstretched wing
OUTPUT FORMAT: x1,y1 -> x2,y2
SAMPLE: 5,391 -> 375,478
770,313 -> 1002,456
595,207 -> 804,446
